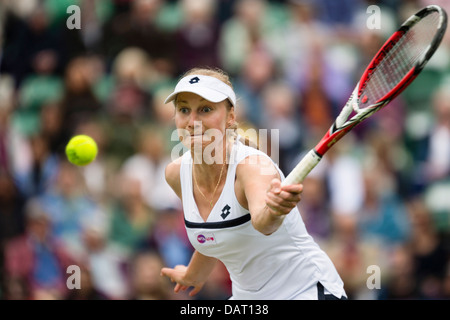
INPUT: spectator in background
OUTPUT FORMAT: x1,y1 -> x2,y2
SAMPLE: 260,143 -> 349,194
14,133 -> 60,198
325,212 -> 388,300
280,0 -> 359,125
0,171 -> 26,298
260,80 -> 303,173
107,47 -> 154,119
219,0 -> 283,76
357,128 -> 412,246
358,162 -> 411,246
297,174 -> 332,240
234,48 -> 276,128
424,87 -> 450,183
121,126 -> 181,211
39,161 -> 103,261
316,0 -> 361,27
380,244 -> 419,299
279,1 -> 329,94
175,0 -> 220,73
443,262 -> 450,299
3,198 -> 75,300
150,207 -> 193,270
14,52 -> 63,137
107,174 -> 157,255
39,101 -> 65,156
101,0 -> 176,75
60,56 -> 103,142
101,47 -> 153,164
0,171 -> 26,249
195,262 -> 231,300
80,225 -> 130,300
0,74 -> 26,174
65,265 -> 107,300
72,120 -> 111,204
152,86 -> 181,152
407,197 -> 449,299
0,2 -> 65,86
128,250 -> 174,300
73,0 -> 114,54
326,140 -> 364,218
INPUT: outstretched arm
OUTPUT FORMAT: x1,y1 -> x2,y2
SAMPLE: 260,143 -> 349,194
236,155 -> 303,235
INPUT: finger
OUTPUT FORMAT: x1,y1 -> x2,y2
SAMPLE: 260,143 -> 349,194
189,287 -> 200,297
267,190 -> 301,206
279,190 -> 302,202
266,197 -> 298,211
281,183 -> 304,194
265,198 -> 292,216
189,284 -> 204,297
269,179 -> 282,194
266,203 -> 289,216
160,267 -> 174,278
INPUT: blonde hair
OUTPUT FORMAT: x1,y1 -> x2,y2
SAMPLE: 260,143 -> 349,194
182,67 -> 233,88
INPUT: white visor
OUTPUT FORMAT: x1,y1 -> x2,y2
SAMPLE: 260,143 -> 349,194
164,74 -> 236,107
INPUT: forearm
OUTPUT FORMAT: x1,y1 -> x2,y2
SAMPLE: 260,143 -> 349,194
185,250 -> 218,285
251,206 -> 285,236
236,155 -> 302,236
250,179 -> 302,236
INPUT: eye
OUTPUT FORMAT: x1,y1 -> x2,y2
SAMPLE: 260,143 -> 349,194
200,106 -> 212,113
177,106 -> 190,114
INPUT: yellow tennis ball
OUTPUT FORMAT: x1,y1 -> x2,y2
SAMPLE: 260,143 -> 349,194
65,135 -> 98,166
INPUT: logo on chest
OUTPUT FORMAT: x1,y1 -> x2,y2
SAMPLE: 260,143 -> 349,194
197,233 -> 216,244
221,204 -> 231,220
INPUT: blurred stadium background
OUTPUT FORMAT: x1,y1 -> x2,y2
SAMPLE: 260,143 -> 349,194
0,0 -> 449,300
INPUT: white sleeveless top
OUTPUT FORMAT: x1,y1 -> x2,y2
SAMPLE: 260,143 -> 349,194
180,138 -> 346,300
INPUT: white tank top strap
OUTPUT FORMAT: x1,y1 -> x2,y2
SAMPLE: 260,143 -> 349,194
229,136 -> 285,180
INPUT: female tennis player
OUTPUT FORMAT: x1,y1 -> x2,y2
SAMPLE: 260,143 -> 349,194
160,67 -> 347,300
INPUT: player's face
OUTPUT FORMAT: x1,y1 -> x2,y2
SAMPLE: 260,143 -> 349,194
174,92 -> 234,150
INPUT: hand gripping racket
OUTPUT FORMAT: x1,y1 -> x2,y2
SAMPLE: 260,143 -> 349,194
282,5 -> 448,186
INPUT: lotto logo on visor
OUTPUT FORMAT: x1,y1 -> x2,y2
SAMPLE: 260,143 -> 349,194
189,77 -> 200,84
164,75 -> 237,107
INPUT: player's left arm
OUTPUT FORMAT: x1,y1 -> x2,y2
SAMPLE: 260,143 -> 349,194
235,155 -> 303,236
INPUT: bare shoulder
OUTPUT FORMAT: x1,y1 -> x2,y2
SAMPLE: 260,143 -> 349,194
234,154 -> 280,209
235,154 -> 279,181
165,157 -> 183,198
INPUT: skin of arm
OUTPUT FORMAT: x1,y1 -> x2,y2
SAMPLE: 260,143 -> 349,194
160,251 -> 218,297
235,155 -> 303,235
162,159 -> 218,296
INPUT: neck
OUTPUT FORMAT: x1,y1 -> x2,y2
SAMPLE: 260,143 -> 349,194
193,159 -> 227,211
190,136 -> 233,182
193,160 -> 227,187
191,136 -> 237,212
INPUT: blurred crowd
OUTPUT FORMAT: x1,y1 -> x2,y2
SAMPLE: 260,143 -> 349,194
0,0 -> 450,300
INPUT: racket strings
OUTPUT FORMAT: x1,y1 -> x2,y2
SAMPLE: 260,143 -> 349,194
360,12 -> 441,107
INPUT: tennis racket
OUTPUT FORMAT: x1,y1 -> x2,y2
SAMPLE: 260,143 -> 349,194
282,5 -> 448,186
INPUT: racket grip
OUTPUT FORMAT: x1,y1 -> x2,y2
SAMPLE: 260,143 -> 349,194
282,150 -> 322,186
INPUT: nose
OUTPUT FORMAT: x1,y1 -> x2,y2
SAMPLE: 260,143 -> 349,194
187,111 -> 198,128
187,114 -> 203,134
